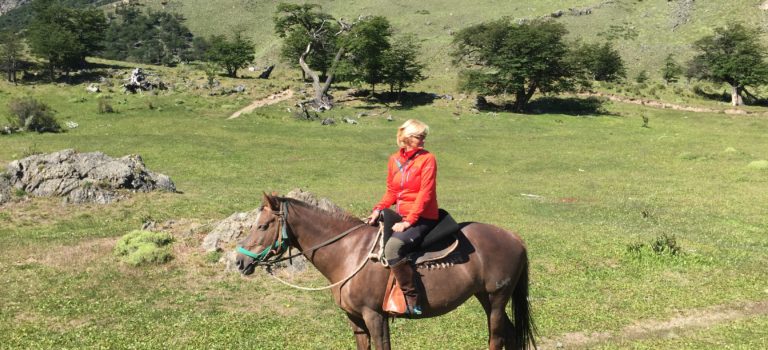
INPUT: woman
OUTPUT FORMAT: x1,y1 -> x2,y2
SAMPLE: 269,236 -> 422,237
367,119 -> 439,316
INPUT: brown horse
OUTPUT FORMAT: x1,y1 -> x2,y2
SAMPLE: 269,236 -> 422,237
236,194 -> 536,350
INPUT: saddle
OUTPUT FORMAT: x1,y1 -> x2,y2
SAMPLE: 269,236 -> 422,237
380,209 -> 462,316
381,208 -> 460,265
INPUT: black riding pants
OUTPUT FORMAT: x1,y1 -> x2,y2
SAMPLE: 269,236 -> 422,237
382,209 -> 437,264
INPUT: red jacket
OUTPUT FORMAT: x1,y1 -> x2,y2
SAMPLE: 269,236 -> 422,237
374,148 -> 439,224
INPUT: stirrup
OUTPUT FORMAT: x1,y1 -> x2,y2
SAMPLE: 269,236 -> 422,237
406,305 -> 422,316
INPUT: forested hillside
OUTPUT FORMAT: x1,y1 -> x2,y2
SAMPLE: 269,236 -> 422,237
0,0 -> 112,30
133,0 -> 768,80
3,0 -> 768,81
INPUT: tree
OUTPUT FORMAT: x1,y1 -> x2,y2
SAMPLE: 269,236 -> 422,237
452,19 -> 580,112
101,5 -> 195,66
205,32 -> 255,78
381,34 -> 425,98
0,31 -> 23,83
27,0 -> 106,79
689,23 -> 768,106
339,16 -> 392,93
279,25 -> 338,81
571,41 -> 626,82
274,3 -> 358,111
661,54 -> 683,84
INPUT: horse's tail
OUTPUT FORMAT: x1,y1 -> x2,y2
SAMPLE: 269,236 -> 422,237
511,252 -> 537,350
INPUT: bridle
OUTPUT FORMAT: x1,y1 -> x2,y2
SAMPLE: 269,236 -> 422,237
237,200 -> 367,270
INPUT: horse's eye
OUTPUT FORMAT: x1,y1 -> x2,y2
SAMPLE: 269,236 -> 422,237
257,223 -> 269,231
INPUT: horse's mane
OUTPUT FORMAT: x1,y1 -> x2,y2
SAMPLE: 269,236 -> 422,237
283,189 -> 363,225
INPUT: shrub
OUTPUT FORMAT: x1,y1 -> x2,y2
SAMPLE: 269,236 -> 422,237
626,233 -> 682,258
650,233 -> 681,256
634,70 -> 649,84
97,96 -> 115,114
7,97 -> 60,133
204,251 -> 223,264
114,230 -> 174,266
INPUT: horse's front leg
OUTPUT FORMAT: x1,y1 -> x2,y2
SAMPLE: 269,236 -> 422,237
362,308 -> 391,350
347,313 -> 371,350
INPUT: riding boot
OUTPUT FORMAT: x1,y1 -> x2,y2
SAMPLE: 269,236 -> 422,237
390,260 -> 422,316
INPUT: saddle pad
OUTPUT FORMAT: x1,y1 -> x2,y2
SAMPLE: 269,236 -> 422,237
409,235 -> 460,266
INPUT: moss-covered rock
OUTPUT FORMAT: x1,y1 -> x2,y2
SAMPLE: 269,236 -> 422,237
114,230 -> 174,266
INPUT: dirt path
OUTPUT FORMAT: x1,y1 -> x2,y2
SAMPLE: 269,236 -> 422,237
227,89 -> 294,119
539,299 -> 768,349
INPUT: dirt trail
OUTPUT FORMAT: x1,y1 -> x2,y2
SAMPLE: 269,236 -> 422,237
539,299 -> 768,349
227,89 -> 294,119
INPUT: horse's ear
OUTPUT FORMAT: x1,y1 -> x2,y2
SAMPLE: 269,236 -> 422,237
262,192 -> 280,211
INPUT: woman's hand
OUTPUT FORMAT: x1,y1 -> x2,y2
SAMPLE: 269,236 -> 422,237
367,209 -> 381,226
392,221 -> 411,232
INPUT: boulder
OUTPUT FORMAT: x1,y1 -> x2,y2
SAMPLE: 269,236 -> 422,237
201,209 -> 261,253
204,188 -> 342,271
5,149 -> 176,204
86,83 -> 100,93
321,118 -> 336,125
123,68 -> 166,93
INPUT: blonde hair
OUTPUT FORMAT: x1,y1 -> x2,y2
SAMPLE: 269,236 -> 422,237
396,119 -> 430,147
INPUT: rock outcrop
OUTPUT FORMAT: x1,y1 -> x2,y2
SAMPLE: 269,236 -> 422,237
1,149 -> 175,205
0,0 -> 30,16
204,189 -> 342,271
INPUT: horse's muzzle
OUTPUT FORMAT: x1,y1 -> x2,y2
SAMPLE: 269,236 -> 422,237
235,254 -> 256,275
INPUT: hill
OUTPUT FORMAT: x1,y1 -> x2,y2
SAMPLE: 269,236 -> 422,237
0,0 -> 111,31
134,0 -> 768,84
3,0 -> 768,90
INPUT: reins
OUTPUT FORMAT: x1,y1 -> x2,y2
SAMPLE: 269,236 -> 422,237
237,200 -> 374,291
265,226 -> 382,291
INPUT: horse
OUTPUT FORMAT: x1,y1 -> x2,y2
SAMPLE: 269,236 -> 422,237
236,193 -> 536,350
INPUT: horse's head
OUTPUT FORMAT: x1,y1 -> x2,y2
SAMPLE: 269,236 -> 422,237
235,193 -> 288,275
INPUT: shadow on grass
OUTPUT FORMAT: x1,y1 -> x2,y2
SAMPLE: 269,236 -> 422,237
376,91 -> 437,109
337,90 -> 437,110
692,86 -> 730,103
691,86 -> 768,107
525,96 -> 615,116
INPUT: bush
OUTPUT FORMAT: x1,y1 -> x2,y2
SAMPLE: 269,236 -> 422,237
114,230 -> 174,266
626,233 -> 682,258
7,97 -> 61,133
634,70 -> 649,84
650,233 -> 681,256
97,96 -> 115,114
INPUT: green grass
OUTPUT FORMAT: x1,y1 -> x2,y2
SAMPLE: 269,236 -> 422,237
1,67 -> 768,348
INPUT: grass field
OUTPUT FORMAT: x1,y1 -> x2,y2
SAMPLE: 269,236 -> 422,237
1,58 -> 767,349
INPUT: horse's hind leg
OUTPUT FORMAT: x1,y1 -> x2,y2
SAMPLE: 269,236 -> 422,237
346,313 -> 371,350
475,292 -> 511,350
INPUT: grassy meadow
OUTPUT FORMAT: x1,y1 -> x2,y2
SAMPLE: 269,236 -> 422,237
1,1 -> 768,348
1,56 -> 768,349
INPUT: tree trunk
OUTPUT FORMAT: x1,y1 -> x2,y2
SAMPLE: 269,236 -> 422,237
513,91 -> 526,113
512,82 -> 538,113
299,41 -> 345,111
299,43 -> 329,111
731,85 -> 744,106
